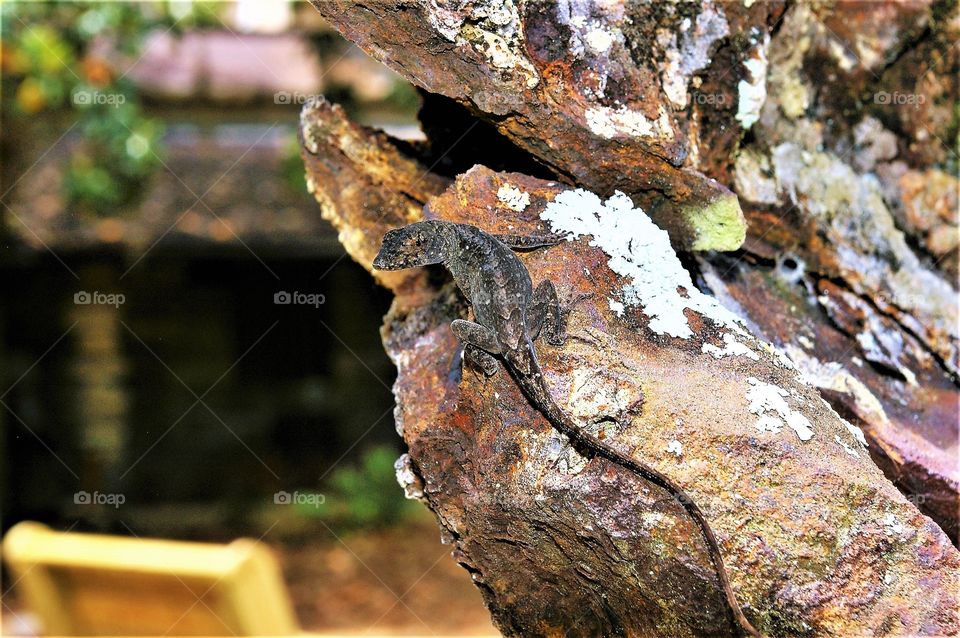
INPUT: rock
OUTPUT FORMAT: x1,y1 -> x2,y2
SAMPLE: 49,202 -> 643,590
299,1 -> 960,633
299,102 -> 960,628
298,97 -> 450,290
381,167 -> 958,637
721,0 -> 959,541
308,0 -> 773,251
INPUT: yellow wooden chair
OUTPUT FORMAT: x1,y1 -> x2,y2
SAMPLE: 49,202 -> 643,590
2,521 -> 299,636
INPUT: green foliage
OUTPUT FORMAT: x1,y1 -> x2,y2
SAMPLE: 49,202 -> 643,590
65,97 -> 166,214
280,133 -> 308,194
385,78 -> 420,113
304,445 -> 418,530
1,1 -> 226,216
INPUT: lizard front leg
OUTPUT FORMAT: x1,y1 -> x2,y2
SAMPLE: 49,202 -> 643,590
494,233 -> 565,250
451,319 -> 502,376
528,281 -> 566,346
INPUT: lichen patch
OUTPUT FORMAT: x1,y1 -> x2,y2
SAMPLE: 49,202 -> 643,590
702,332 -> 760,361
667,440 -> 683,458
394,453 -> 425,500
584,105 -> 674,141
658,2 -> 730,109
540,189 -> 748,339
426,0 -> 539,88
834,435 -> 859,458
746,377 -> 814,441
736,33 -> 769,129
497,183 -> 531,211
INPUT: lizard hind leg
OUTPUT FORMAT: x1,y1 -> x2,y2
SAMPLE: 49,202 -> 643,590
451,319 -> 502,376
528,280 -> 566,346
464,345 -> 500,376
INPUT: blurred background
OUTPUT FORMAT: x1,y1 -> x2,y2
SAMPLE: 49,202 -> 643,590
0,1 -> 495,634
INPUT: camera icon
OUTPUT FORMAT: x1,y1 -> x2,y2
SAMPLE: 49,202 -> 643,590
74,291 -> 91,304
274,91 -> 292,105
274,291 -> 291,305
874,91 -> 891,105
73,90 -> 92,105
274,490 -> 291,504
74,491 -> 91,505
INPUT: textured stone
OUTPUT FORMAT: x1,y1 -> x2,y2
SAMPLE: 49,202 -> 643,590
308,0 -> 776,251
299,1 -> 960,633
299,115 -> 960,632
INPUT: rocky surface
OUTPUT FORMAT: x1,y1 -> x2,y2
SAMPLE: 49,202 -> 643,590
309,0 -> 787,252
719,0 -> 959,540
299,115 -> 959,632
301,0 -> 960,634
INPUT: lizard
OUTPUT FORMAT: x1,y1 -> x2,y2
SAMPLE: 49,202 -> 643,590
373,219 -> 763,638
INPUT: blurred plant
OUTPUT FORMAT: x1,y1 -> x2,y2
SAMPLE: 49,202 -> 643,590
300,445 -> 418,530
385,78 -> 420,114
0,1 -> 225,216
280,132 -> 308,194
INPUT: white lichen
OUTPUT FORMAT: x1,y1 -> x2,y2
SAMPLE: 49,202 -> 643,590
394,453 -> 424,500
667,440 -> 683,458
736,33 -> 769,129
540,189 -> 748,339
702,332 -> 760,361
585,105 -> 674,141
785,346 -> 872,450
882,513 -> 905,537
834,434 -> 859,458
754,414 -> 784,434
497,183 -> 531,211
757,341 -> 800,373
835,404 -> 868,448
771,142 -> 958,373
746,377 -> 814,441
659,2 -> 730,109
426,0 -> 539,88
733,149 -> 781,205
559,5 -> 623,58
584,23 -> 616,54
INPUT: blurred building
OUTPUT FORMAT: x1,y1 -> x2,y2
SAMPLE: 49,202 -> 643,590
1,1 -> 417,540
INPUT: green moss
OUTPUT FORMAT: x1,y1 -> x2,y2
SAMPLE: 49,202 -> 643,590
683,193 -> 747,252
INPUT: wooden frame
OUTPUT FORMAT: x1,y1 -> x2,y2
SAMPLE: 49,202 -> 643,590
2,521 -> 299,636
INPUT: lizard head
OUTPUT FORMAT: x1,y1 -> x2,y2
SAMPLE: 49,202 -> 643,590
373,221 -> 449,271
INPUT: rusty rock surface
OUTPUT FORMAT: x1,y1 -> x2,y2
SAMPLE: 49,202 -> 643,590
307,0 -> 959,527
723,0 -> 959,540
395,169 -> 958,637
299,0 -> 960,633
298,97 -> 450,291
309,0 -> 783,251
299,101 -> 960,632
308,0 -> 958,545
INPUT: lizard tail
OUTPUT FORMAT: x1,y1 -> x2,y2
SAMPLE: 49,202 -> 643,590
515,374 -> 763,638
